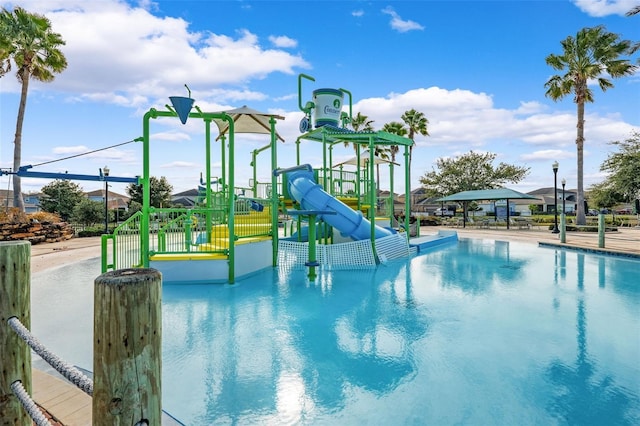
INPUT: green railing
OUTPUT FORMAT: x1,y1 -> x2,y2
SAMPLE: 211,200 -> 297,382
102,198 -> 273,274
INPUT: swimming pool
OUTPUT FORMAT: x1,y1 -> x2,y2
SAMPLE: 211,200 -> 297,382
31,238 -> 639,425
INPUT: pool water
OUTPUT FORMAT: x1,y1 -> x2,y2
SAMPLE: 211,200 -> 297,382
160,239 -> 640,425
30,239 -> 640,425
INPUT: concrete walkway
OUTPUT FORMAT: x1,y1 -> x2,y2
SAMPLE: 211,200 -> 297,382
424,224 -> 640,257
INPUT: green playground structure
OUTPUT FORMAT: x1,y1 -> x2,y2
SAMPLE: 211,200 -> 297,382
101,76 -> 421,284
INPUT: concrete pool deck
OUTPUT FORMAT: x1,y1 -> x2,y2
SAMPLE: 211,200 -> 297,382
25,226 -> 640,424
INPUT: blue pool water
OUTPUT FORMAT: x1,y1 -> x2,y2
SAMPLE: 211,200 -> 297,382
31,239 -> 640,425
160,239 -> 640,425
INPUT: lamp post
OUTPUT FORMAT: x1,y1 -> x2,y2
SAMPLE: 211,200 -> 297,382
552,161 -> 559,233
561,178 -> 566,215
103,165 -> 109,234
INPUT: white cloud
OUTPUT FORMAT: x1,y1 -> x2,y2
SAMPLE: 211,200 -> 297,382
572,0 -> 636,17
0,0 -> 310,106
269,35 -> 297,48
352,9 -> 364,17
520,149 -> 573,162
381,6 -> 424,33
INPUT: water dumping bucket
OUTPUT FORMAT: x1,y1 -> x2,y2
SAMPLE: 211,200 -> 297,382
169,96 -> 195,124
312,88 -> 343,128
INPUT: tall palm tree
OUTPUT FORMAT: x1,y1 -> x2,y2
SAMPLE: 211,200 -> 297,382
400,109 -> 429,165
545,26 -> 636,225
0,6 -> 67,211
381,121 -> 408,163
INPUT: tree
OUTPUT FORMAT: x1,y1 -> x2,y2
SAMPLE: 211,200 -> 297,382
346,112 -> 375,150
39,180 -> 84,221
419,151 -> 530,197
0,6 -> 67,211
127,176 -> 173,208
381,121 -> 408,163
401,109 -> 429,165
587,181 -> 624,211
544,25 -> 636,225
599,131 -> 640,202
72,198 -> 103,227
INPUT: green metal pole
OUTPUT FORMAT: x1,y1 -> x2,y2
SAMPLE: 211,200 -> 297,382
307,214 -> 317,280
220,134 -> 227,199
404,145 -> 411,239
389,162 -> 394,223
598,213 -> 605,248
270,116 -> 279,266
355,146 -> 361,210
141,111 -> 152,267
252,150 -> 258,196
560,213 -> 566,243
368,138 -> 377,255
205,119 -> 212,243
226,120 -> 235,283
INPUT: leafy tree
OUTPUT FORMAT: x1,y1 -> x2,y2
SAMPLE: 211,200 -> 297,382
419,151 -> 530,197
0,6 -> 67,211
544,25 -> 636,225
39,180 -> 84,221
599,131 -> 640,202
587,181 -> 624,210
381,121 -> 408,163
72,198 -> 103,226
126,176 -> 173,208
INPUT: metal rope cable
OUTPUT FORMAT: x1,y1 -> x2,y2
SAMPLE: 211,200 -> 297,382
8,316 -> 94,396
10,380 -> 52,426
29,138 -> 140,168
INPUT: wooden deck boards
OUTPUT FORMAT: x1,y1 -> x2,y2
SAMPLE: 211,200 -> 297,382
32,369 -> 92,425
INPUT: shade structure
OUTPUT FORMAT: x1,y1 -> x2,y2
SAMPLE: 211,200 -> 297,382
437,188 -> 539,202
437,188 -> 540,230
212,105 -> 285,142
335,150 -> 399,168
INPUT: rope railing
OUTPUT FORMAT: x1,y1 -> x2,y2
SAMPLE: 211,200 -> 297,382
10,380 -> 52,426
7,316 -> 94,396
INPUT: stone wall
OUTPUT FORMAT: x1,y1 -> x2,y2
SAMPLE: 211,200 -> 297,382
0,221 -> 75,245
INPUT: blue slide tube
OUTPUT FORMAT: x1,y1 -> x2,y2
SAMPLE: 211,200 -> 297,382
286,168 -> 392,241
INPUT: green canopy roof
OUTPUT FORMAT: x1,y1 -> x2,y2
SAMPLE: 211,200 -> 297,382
437,188 -> 539,202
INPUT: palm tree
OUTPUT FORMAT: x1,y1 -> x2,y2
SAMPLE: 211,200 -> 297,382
626,6 -> 640,59
346,112 -> 375,151
0,6 -> 67,211
381,121 -> 408,163
626,5 -> 640,16
545,26 -> 636,225
400,109 -> 429,165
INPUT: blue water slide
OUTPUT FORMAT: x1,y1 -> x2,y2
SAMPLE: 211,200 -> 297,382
284,167 -> 392,241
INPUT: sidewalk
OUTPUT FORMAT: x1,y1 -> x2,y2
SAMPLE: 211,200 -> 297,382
424,225 -> 640,257
30,236 -> 103,274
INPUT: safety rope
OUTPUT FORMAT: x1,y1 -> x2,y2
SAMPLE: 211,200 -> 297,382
10,380 -> 52,426
8,316 -> 94,396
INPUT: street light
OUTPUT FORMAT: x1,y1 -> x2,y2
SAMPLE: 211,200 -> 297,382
561,178 -> 566,215
552,161 -> 559,233
103,165 -> 109,234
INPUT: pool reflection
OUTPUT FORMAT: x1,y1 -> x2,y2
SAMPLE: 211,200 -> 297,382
162,259 -> 428,424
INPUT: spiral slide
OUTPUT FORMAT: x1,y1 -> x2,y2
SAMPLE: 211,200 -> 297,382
285,168 -> 393,241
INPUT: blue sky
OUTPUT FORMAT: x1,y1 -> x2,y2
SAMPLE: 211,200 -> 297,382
1,0 -> 638,200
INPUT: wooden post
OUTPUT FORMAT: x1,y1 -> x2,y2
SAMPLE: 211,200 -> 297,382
0,241 -> 32,425
93,268 -> 162,426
